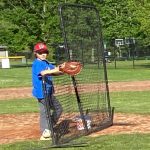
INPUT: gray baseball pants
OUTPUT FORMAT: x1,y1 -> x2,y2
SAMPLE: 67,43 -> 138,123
38,95 -> 63,133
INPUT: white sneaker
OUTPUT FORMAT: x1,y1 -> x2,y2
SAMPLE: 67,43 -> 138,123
40,135 -> 51,141
42,129 -> 51,138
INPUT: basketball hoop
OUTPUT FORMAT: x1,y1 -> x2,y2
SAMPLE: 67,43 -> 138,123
125,37 -> 135,45
115,39 -> 124,47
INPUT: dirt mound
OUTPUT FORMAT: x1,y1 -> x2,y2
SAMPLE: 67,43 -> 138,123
0,113 -> 150,144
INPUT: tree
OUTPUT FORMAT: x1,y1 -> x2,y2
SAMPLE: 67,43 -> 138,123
133,1 -> 150,46
0,0 -> 150,54
0,0 -> 62,54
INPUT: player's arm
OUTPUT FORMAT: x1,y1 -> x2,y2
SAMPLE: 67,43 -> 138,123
41,61 -> 82,76
40,65 -> 64,76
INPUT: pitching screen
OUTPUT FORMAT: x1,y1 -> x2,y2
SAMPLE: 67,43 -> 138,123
51,4 -> 113,145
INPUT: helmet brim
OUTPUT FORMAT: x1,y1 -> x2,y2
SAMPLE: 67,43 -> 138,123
34,49 -> 48,53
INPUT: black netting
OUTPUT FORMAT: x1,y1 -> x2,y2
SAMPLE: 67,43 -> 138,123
43,4 -> 114,146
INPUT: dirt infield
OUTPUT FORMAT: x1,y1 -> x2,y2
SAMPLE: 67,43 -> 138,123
0,81 -> 150,144
0,113 -> 150,144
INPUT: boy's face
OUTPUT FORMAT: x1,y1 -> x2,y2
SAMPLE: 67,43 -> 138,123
35,51 -> 48,60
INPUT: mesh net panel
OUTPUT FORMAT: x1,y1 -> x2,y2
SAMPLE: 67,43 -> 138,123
47,4 -> 113,145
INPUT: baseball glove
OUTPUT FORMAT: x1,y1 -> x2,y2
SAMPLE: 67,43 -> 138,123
59,61 -> 82,76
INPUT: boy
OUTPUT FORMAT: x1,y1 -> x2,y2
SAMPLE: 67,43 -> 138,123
32,42 -> 63,140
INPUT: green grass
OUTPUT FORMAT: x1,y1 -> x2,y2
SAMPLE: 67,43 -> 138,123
110,91 -> 150,114
0,60 -> 150,88
106,59 -> 150,69
0,98 -> 38,114
106,60 -> 150,81
0,133 -> 149,150
0,91 -> 150,115
107,68 -> 150,82
0,67 -> 32,88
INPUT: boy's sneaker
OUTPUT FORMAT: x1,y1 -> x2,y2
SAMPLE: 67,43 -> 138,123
42,129 -> 51,137
40,129 -> 51,140
40,135 -> 51,141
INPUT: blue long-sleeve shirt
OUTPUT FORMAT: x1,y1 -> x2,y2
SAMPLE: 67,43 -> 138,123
32,59 -> 55,99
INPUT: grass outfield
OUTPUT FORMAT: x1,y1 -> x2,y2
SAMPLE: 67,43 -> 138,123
0,134 -> 149,150
0,98 -> 38,114
0,60 -> 150,88
0,91 -> 150,114
110,91 -> 150,114
0,67 -> 32,88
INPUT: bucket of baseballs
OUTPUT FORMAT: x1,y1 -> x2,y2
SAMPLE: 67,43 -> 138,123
75,115 -> 91,130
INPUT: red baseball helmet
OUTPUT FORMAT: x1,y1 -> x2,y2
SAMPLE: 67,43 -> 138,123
34,42 -> 48,53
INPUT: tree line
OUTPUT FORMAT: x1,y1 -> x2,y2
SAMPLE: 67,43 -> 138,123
0,0 -> 149,55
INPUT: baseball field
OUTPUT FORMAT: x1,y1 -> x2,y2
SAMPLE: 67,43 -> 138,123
0,60 -> 150,150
